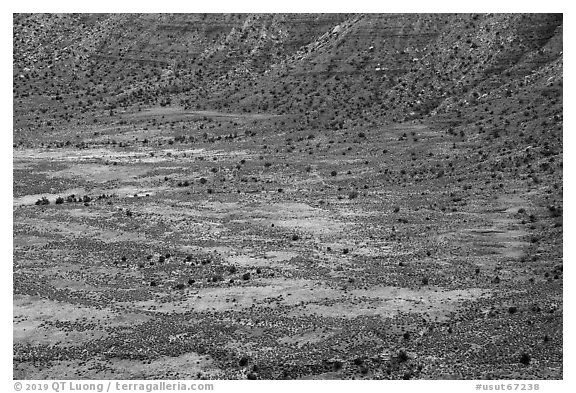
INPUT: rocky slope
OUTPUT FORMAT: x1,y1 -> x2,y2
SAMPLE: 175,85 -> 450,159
13,13 -> 562,132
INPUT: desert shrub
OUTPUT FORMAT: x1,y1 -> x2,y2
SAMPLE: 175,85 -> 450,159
331,170 -> 337,177
239,357 -> 249,367
421,277 -> 429,285
188,278 -> 195,285
519,353 -> 531,365
292,234 -> 299,241
242,272 -> 250,280
397,350 -> 409,362
548,205 -> 562,217
175,283 -> 185,290
35,197 -> 49,205
199,177 -> 207,184
150,281 -> 157,287
348,191 -> 359,199
508,306 -> 518,314
393,206 -> 400,213
82,195 -> 91,203
229,266 -> 237,274
159,256 -> 165,263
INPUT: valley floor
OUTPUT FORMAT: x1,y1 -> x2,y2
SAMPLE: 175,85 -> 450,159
13,119 -> 562,379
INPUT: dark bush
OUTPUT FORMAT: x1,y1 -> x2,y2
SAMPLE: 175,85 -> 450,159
55,197 -> 64,204
519,353 -> 531,365
397,350 -> 409,362
242,272 -> 250,280
239,357 -> 249,367
35,197 -> 49,205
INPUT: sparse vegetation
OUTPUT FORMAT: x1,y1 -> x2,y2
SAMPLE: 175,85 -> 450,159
12,12 -> 563,381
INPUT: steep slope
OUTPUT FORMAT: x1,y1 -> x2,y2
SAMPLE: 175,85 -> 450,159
13,13 -> 562,134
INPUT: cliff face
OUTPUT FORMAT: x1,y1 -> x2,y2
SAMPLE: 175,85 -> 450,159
13,13 -> 562,131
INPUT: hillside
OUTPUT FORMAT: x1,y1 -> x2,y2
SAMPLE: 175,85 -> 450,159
13,14 -> 562,132
12,13 -> 563,380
